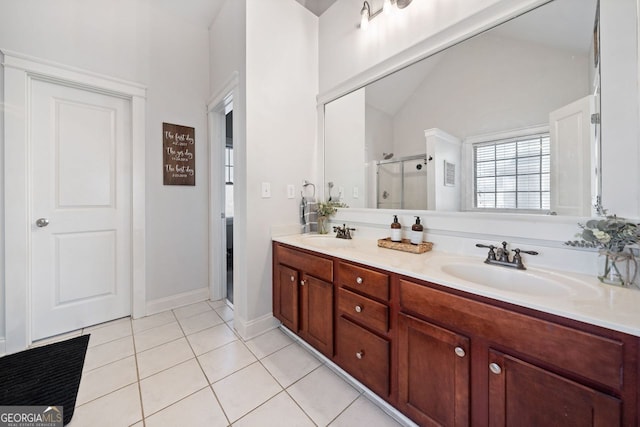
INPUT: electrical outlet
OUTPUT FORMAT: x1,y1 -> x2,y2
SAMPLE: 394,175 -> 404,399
261,182 -> 271,198
287,184 -> 295,199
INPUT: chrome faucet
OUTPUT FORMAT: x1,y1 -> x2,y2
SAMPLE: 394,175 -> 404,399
475,241 -> 538,270
333,224 -> 356,239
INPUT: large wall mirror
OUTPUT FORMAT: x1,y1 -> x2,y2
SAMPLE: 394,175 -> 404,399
324,0 -> 601,216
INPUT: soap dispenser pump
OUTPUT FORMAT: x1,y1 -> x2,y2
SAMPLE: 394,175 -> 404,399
410,216 -> 423,245
391,215 -> 402,242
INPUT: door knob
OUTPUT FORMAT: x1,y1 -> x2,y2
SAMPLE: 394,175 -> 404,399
454,347 -> 466,358
489,363 -> 502,375
36,218 -> 49,227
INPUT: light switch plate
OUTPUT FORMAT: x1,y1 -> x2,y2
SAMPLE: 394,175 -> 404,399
353,186 -> 359,198
287,184 -> 295,199
261,182 -> 271,198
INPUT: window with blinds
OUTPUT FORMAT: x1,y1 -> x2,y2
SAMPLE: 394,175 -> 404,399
474,134 -> 550,210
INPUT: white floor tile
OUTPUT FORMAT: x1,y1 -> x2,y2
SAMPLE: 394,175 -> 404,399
329,395 -> 404,427
139,359 -> 208,416
30,330 -> 82,348
172,301 -> 213,320
60,304 -> 407,427
233,391 -> 314,427
86,321 -> 132,348
187,323 -> 237,356
245,328 -> 294,359
198,340 -> 257,384
136,337 -> 194,379
132,311 -> 176,334
212,362 -> 282,423
287,365 -> 360,426
261,343 -> 322,388
83,335 -> 134,372
208,299 -> 228,309
134,321 -> 184,353
69,383 -> 142,427
84,316 -> 131,332
215,305 -> 234,322
178,310 -> 225,335
76,356 -> 138,406
145,388 -> 228,427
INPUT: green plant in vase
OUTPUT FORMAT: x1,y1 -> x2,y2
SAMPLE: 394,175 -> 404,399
566,214 -> 640,287
316,201 -> 348,234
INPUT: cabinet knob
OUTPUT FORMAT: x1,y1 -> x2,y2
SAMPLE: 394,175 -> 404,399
454,347 -> 466,358
356,277 -> 363,284
354,305 -> 363,313
489,363 -> 502,375
290,275 -> 295,282
356,350 -> 365,360
300,280 -> 306,286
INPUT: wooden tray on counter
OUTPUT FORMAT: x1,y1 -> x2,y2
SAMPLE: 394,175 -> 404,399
377,238 -> 433,254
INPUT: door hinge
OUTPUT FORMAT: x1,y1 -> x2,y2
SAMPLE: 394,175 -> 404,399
591,113 -> 601,124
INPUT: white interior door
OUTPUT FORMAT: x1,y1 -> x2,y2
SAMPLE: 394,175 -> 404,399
549,95 -> 596,216
30,78 -> 132,340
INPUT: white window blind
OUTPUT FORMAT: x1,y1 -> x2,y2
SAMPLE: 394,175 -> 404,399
474,134 -> 550,210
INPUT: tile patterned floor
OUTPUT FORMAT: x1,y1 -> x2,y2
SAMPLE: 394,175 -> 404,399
33,300 -> 408,426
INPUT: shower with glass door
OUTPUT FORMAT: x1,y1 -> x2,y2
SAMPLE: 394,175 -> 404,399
376,155 -> 428,210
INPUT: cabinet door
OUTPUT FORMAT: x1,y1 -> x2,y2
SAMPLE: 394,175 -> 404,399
398,314 -> 470,427
300,274 -> 333,356
275,264 -> 299,332
488,350 -> 621,427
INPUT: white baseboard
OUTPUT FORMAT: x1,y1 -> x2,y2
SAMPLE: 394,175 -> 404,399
234,313 -> 280,341
145,287 -> 210,316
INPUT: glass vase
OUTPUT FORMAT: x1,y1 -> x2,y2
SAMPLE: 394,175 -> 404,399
317,216 -> 329,234
598,249 -> 638,287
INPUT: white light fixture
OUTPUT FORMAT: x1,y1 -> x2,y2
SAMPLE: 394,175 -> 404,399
360,1 -> 370,30
359,0 -> 412,30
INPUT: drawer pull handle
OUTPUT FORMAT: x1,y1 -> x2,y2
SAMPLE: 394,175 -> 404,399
489,363 -> 502,375
290,275 -> 295,282
300,280 -> 306,286
356,277 -> 363,284
454,347 -> 466,358
356,350 -> 365,360
354,305 -> 363,313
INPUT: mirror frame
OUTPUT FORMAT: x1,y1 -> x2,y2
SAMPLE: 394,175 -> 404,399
317,0 -> 614,219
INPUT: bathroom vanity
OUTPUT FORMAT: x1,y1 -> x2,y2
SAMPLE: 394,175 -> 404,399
272,235 -> 640,426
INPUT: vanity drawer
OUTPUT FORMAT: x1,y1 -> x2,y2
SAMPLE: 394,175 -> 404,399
275,244 -> 333,283
338,261 -> 390,301
338,287 -> 389,333
399,279 -> 624,391
336,316 -> 390,397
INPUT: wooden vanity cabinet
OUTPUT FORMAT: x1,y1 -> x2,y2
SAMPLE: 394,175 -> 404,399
399,277 -> 636,427
272,243 -> 639,426
273,243 -> 334,357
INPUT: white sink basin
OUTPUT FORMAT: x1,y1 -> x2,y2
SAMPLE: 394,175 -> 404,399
439,262 -> 602,298
301,234 -> 354,249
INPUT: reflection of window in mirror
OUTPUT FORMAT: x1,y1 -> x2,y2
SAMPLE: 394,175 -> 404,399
473,133 -> 550,211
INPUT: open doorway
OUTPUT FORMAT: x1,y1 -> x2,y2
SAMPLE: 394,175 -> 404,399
225,110 -> 234,304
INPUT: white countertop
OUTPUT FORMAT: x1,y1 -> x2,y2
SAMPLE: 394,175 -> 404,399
273,233 -> 640,337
